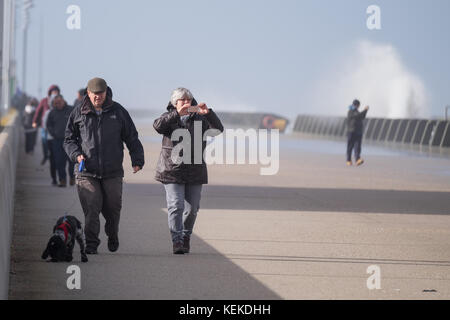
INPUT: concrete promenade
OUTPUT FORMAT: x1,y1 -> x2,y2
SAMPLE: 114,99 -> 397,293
8,122 -> 450,300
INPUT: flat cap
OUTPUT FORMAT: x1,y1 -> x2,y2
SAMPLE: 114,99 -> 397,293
87,77 -> 107,93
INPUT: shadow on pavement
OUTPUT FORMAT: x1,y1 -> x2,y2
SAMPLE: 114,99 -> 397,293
9,158 -> 281,299
131,183 -> 450,216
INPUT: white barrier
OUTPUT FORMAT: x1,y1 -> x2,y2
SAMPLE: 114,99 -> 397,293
0,110 -> 20,300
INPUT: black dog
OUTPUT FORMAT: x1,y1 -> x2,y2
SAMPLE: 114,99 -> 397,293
42,216 -> 88,263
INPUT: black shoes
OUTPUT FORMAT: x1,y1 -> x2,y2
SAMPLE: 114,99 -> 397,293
85,238 -> 119,254
183,237 -> 190,254
58,179 -> 67,188
172,238 -> 191,254
173,242 -> 184,255
108,237 -> 119,252
85,247 -> 98,255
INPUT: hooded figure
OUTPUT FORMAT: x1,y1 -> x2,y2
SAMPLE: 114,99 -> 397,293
32,85 -> 61,128
32,85 -> 61,168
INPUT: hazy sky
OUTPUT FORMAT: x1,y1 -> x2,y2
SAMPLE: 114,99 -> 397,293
15,0 -> 450,120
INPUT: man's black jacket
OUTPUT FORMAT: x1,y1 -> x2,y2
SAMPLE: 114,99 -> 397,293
64,87 -> 145,179
347,108 -> 368,135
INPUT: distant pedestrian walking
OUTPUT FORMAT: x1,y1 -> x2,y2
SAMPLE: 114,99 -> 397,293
346,99 -> 369,166
22,98 -> 39,154
42,97 -> 58,186
64,78 -> 145,255
32,85 -> 61,166
153,88 -> 224,255
46,95 -> 75,187
73,88 -> 85,109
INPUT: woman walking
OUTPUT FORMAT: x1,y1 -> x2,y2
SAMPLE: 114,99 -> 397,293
153,88 -> 224,254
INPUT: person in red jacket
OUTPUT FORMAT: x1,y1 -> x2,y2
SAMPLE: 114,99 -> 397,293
32,85 -> 61,166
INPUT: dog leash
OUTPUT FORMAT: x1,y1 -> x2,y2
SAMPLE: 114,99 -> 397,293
62,160 -> 85,222
62,194 -> 79,222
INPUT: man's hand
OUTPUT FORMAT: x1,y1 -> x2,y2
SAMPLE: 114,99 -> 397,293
32,123 -> 37,129
364,106 -> 370,111
197,103 -> 210,115
133,166 -> 142,174
77,155 -> 85,164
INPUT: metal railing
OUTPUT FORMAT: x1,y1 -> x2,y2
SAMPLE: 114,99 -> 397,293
293,114 -> 450,149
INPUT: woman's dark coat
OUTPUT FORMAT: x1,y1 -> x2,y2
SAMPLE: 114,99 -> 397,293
153,101 -> 224,185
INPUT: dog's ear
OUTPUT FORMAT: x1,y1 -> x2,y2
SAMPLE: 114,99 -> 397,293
42,238 -> 52,260
42,246 -> 49,260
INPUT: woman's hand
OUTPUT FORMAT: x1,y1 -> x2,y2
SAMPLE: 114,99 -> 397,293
176,103 -> 191,116
197,103 -> 210,115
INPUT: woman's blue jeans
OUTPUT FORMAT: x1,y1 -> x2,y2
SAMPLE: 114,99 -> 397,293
163,184 -> 203,243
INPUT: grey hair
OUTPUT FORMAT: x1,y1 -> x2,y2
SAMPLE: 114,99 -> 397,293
170,88 -> 193,106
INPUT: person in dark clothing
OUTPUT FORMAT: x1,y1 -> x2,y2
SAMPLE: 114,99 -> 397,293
42,97 -> 59,186
64,78 -> 145,254
154,88 -> 224,254
47,95 -> 75,187
346,99 -> 369,166
12,89 -> 29,113
73,88 -> 86,109
22,98 -> 39,154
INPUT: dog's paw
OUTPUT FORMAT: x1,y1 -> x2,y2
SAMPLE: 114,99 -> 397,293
81,255 -> 88,263
65,256 -> 73,263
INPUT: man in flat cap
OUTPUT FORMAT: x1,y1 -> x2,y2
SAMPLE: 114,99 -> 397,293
64,78 -> 145,254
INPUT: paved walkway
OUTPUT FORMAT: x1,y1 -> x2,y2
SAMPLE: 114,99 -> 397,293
8,124 -> 450,299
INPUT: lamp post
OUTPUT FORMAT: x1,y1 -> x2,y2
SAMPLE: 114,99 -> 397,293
2,0 -> 14,112
21,0 -> 33,93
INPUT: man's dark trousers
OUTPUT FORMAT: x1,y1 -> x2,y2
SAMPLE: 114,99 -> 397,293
76,176 -> 123,250
347,132 -> 363,162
